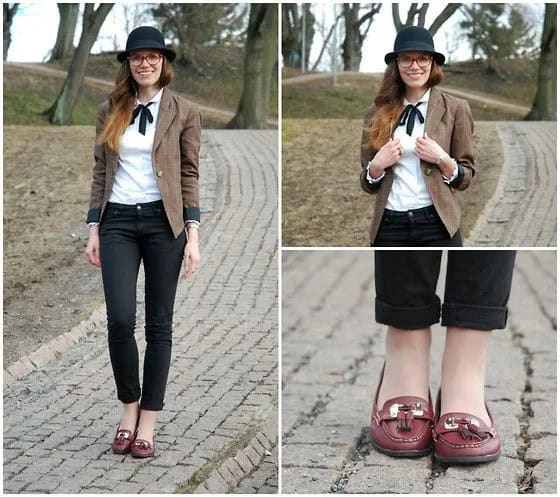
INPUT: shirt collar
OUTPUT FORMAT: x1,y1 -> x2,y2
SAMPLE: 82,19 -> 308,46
404,87 -> 431,107
135,87 -> 164,107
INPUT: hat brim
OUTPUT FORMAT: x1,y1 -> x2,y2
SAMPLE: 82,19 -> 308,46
117,45 -> 176,63
385,46 -> 445,65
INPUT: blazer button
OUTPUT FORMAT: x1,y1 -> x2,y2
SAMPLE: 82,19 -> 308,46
157,170 -> 164,178
425,168 -> 432,176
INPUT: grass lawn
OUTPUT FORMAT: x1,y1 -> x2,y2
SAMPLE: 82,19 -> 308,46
282,119 -> 503,246
4,46 -> 278,127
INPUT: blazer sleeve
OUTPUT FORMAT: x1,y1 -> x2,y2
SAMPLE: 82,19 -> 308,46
448,98 -> 475,191
180,104 -> 202,223
86,104 -> 108,223
359,105 -> 382,194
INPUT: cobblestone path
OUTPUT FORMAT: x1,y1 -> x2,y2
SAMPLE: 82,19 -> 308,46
467,122 -> 556,247
3,130 -> 278,494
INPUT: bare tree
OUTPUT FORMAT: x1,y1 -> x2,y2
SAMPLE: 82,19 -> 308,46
44,3 -> 114,125
49,3 -> 79,61
311,11 -> 344,71
122,3 -> 153,34
3,3 -> 19,61
227,4 -> 277,128
526,3 -> 556,120
392,3 -> 461,36
341,3 -> 382,71
281,3 -> 315,70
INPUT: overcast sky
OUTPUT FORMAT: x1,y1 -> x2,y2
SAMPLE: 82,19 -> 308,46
309,1 -> 544,72
8,3 -> 142,62
8,2 -> 544,72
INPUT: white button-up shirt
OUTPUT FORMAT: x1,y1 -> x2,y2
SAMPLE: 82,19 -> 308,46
366,88 -> 458,211
385,89 -> 432,211
109,88 -> 163,205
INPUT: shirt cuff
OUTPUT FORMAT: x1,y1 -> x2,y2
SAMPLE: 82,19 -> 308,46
366,162 -> 385,183
442,160 -> 459,184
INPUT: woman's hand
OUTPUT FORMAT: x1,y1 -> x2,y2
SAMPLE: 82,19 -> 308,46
368,138 -> 403,177
85,226 -> 101,268
182,228 -> 200,279
415,132 -> 456,177
415,132 -> 447,164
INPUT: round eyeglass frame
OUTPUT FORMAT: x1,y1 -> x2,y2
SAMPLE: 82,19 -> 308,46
128,53 -> 163,66
396,55 -> 433,68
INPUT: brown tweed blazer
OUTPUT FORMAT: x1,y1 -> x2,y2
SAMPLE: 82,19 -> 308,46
86,87 -> 201,239
360,87 -> 475,244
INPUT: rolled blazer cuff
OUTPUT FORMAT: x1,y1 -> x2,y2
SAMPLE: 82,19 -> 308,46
447,163 -> 465,188
86,207 -> 101,224
184,206 -> 200,223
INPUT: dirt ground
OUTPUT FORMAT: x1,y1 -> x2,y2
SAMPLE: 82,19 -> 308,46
3,125 -> 105,366
281,119 -> 503,246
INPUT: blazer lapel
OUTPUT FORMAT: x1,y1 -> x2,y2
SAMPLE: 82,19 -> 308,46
153,87 -> 176,152
424,87 -> 445,139
421,87 -> 446,200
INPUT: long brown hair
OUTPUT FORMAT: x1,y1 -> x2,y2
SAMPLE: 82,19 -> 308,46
97,56 -> 175,153
367,60 -> 443,150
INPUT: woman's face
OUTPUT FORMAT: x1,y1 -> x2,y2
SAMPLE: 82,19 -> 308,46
397,51 -> 432,91
128,49 -> 163,89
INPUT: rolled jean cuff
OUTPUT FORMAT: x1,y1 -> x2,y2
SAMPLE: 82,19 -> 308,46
442,303 -> 508,331
375,296 -> 441,330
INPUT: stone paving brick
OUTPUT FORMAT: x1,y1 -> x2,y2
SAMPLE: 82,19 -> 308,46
467,122 -> 556,247
282,251 -> 556,494
3,131 -> 278,494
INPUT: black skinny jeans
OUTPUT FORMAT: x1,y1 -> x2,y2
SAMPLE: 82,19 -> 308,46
375,250 -> 517,330
99,200 -> 186,411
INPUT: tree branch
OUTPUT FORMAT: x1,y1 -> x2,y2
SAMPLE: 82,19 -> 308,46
357,3 -> 381,26
392,4 -> 403,32
429,4 -> 461,36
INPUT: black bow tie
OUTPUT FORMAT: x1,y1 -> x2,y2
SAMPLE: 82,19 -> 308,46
131,102 -> 154,135
398,102 -> 425,136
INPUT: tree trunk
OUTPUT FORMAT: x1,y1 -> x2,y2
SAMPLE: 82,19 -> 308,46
227,4 -> 277,129
3,3 -> 19,61
526,3 -> 556,120
342,4 -> 361,71
281,3 -> 300,67
50,3 -> 79,61
341,3 -> 381,72
45,3 -> 113,125
302,3 -> 315,70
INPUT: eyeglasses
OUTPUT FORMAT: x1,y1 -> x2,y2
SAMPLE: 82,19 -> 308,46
128,53 -> 162,66
396,54 -> 432,68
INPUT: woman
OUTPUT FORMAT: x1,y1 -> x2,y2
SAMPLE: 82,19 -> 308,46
370,250 -> 516,464
360,26 -> 475,246
84,26 -> 201,458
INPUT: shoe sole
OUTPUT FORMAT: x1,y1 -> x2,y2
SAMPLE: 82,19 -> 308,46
112,447 -> 130,454
131,452 -> 155,458
434,450 -> 500,465
371,438 -> 432,458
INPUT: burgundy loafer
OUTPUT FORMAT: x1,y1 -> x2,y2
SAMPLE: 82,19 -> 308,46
131,438 -> 156,458
433,394 -> 500,464
369,364 -> 434,457
112,425 -> 136,454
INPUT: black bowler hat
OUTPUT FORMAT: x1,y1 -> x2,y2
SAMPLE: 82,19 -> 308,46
384,26 -> 445,65
117,26 -> 176,63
